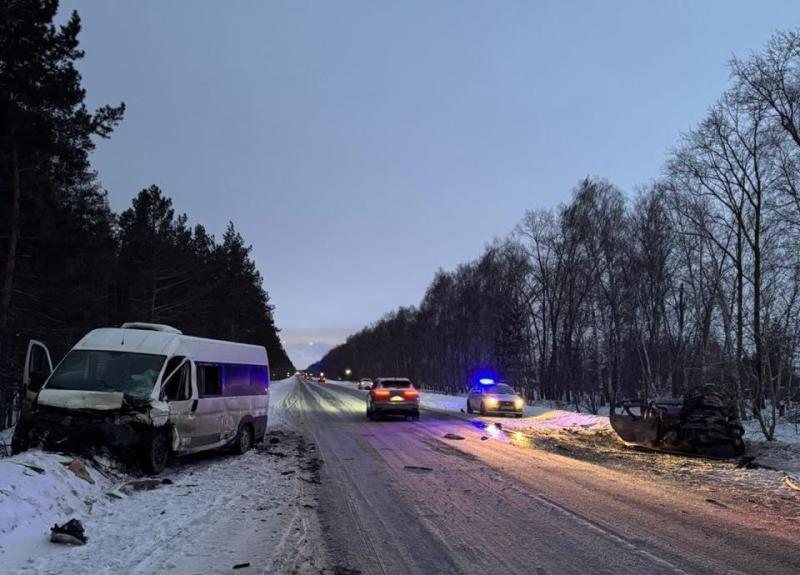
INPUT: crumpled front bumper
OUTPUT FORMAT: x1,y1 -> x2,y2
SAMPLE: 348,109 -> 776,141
13,405 -> 155,455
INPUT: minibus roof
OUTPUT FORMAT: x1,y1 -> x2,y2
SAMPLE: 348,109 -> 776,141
73,327 -> 269,366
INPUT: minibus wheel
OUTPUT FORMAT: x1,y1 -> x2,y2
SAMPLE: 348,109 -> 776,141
140,430 -> 168,475
233,423 -> 253,455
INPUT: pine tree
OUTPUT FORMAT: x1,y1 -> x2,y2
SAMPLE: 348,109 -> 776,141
0,0 -> 124,331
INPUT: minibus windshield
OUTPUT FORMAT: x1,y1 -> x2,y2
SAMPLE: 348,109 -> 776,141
46,350 -> 166,399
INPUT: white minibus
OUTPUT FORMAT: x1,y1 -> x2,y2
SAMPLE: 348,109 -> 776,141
13,322 -> 270,473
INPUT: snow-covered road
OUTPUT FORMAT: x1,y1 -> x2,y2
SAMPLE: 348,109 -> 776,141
291,379 -> 800,575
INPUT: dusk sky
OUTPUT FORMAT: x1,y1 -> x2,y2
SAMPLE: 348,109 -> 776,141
59,1 -> 800,368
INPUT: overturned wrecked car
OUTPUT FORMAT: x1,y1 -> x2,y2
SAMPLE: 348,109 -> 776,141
12,323 -> 270,474
610,385 -> 745,459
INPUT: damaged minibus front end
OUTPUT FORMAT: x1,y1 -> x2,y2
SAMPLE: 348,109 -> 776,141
13,390 -> 171,469
12,325 -> 184,474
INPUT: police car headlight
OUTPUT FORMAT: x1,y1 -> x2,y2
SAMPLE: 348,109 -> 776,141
514,398 -> 524,410
485,398 -> 499,408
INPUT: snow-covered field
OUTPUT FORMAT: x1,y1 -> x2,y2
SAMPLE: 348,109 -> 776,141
0,377 -> 329,575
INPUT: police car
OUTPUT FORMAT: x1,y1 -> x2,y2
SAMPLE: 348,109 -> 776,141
466,379 -> 525,417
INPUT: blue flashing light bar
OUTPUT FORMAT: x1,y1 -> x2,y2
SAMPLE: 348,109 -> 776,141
478,378 -> 495,385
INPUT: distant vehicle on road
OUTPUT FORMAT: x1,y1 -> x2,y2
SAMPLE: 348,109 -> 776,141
466,379 -> 524,417
357,378 -> 373,390
318,373 -> 326,383
366,378 -> 419,421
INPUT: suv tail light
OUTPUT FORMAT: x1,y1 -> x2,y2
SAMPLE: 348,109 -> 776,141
371,389 -> 390,399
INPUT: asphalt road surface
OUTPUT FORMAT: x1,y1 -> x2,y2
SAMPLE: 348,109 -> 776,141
275,378 -> 799,575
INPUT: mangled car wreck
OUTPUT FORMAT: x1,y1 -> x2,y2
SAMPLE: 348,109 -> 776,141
610,385 -> 745,459
13,323 -> 271,473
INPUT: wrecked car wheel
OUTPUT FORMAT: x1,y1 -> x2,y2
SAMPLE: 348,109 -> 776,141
233,423 -> 253,455
140,431 -> 169,475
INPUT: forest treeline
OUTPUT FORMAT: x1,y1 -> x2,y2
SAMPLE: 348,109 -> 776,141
316,30 -> 800,440
0,1 -> 292,428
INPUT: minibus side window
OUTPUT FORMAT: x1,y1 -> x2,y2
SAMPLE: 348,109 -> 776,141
223,364 -> 250,396
251,365 -> 268,392
198,364 -> 222,397
160,356 -> 184,400
163,360 -> 191,402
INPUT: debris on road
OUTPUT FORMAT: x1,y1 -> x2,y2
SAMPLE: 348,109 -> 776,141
705,498 -> 729,509
11,461 -> 46,474
50,518 -> 88,545
263,449 -> 287,457
444,433 -> 465,440
120,477 -> 172,494
404,465 -> 433,473
785,476 -> 800,492
736,456 -> 759,469
233,562 -> 251,569
66,459 -> 95,484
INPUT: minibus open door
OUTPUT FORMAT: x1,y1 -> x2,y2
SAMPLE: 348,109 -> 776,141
22,340 -> 53,413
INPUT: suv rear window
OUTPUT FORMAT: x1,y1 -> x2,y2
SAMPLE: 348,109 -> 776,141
380,380 -> 412,388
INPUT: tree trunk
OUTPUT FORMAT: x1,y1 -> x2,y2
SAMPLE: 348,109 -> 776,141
735,225 -> 746,419
0,142 -> 21,331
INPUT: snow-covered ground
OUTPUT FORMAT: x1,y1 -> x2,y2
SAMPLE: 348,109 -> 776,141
0,377 -> 330,575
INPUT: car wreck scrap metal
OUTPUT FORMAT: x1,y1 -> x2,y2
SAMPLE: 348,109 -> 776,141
610,385 -> 745,459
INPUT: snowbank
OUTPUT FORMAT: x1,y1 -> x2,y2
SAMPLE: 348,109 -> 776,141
0,449 -> 114,568
743,417 -> 800,444
418,389 -> 612,432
